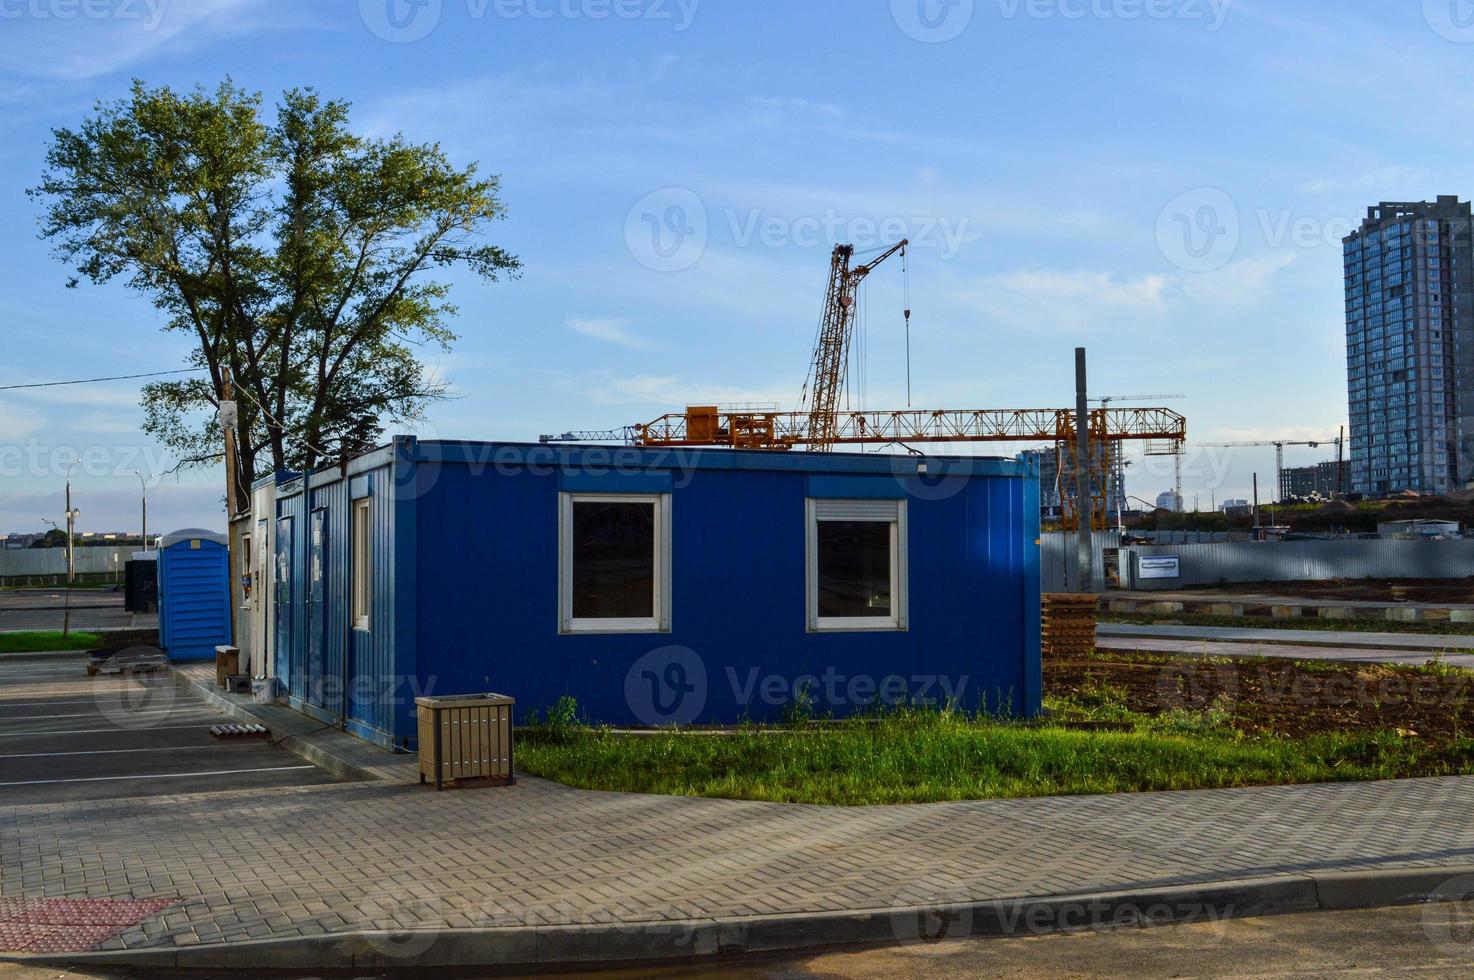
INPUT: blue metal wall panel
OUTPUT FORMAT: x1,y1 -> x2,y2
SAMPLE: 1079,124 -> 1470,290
270,460 -> 401,746
406,445 -> 1041,730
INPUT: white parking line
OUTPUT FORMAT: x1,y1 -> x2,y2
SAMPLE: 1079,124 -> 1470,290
0,707 -> 206,722
0,723 -> 212,738
0,695 -> 142,708
0,746 -> 207,760
0,766 -> 315,787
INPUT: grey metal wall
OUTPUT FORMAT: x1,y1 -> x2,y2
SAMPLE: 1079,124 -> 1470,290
0,546 -> 137,579
1040,532 -> 1118,593
1122,539 -> 1474,590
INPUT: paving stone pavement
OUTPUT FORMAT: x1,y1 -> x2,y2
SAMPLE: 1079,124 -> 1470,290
5,772 -> 1474,952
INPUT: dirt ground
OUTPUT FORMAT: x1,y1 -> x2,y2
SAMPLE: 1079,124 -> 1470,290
1047,651 -> 1474,742
1178,578 -> 1474,603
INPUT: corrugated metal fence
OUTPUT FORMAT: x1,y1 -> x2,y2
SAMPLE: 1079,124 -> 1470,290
1121,539 -> 1474,590
0,546 -> 137,584
1040,532 -> 1118,593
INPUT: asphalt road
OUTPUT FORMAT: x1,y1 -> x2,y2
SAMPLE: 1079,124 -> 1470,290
0,589 -> 157,633
0,655 -> 339,805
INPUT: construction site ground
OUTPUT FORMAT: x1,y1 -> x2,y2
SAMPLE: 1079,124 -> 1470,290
1163,578 -> 1474,603
1047,649 -> 1474,744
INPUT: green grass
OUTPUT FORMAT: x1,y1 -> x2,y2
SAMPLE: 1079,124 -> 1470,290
0,631 -> 104,653
1104,610 -> 1474,640
516,706 -> 1474,806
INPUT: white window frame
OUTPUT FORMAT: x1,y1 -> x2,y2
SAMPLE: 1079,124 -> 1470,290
806,498 -> 908,632
351,497 -> 372,631
559,492 -> 671,634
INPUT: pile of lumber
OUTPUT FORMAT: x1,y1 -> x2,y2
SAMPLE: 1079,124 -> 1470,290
1042,593 -> 1099,658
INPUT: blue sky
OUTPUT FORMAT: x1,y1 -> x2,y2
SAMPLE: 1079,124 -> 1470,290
2,0 -> 1471,532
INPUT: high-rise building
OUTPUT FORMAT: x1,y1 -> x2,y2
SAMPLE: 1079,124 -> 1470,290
1344,197 -> 1474,495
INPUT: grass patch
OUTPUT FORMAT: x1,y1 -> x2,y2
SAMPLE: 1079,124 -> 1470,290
516,705 -> 1474,806
0,631 -> 104,653
1104,610 -> 1474,640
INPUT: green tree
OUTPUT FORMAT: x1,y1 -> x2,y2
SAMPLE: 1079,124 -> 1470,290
30,80 -> 520,500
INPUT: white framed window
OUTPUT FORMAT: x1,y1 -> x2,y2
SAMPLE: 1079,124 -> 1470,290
351,497 -> 372,631
559,493 -> 671,634
806,499 -> 908,632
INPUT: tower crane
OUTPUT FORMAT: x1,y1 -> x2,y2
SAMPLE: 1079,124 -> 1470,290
800,240 -> 910,450
540,240 -> 1188,531
1195,437 -> 1345,503
1089,395 -> 1187,513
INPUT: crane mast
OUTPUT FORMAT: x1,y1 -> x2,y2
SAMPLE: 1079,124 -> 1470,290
802,240 -> 909,451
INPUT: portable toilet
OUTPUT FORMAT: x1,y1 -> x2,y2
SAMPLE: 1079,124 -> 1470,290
157,528 -> 230,661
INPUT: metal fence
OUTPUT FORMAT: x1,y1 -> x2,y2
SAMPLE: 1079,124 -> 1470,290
1040,532 -> 1119,593
1119,539 -> 1474,590
0,546 -> 138,585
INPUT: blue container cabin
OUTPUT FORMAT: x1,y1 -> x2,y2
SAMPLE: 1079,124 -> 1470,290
157,528 -> 231,662
260,437 -> 1041,749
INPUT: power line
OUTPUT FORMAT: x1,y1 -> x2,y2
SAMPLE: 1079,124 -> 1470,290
0,368 -> 204,392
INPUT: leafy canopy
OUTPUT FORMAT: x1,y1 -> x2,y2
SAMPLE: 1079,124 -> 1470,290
31,79 -> 520,496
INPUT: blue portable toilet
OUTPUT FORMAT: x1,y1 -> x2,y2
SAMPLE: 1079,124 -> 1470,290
157,528 -> 231,661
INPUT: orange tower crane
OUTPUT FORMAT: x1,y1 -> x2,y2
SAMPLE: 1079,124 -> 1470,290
541,241 -> 1187,531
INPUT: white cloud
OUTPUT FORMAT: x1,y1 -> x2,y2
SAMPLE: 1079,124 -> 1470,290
1301,166 -> 1424,195
566,317 -> 651,349
0,0 -> 275,81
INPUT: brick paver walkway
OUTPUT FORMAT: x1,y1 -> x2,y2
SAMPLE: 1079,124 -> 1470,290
5,773 -> 1474,951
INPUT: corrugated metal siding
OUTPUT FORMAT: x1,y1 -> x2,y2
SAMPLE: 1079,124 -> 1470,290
407,445 -> 1041,726
1123,539 -> 1474,589
272,461 -> 400,744
0,546 -> 137,578
1040,532 -> 1119,592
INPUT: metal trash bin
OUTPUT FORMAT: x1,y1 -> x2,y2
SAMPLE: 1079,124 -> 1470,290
416,694 -> 516,790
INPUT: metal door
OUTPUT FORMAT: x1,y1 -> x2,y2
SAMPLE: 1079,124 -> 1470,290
274,517 -> 293,690
308,509 -> 328,709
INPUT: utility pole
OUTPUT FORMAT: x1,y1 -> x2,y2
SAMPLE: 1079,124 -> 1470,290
220,368 -> 242,645
63,457 -> 80,587
1252,473 -> 1260,531
131,471 -> 148,551
1074,347 -> 1093,593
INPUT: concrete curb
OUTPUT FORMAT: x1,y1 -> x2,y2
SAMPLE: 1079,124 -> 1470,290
171,670 -> 380,784
12,865 -> 1474,970
0,649 -> 91,662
